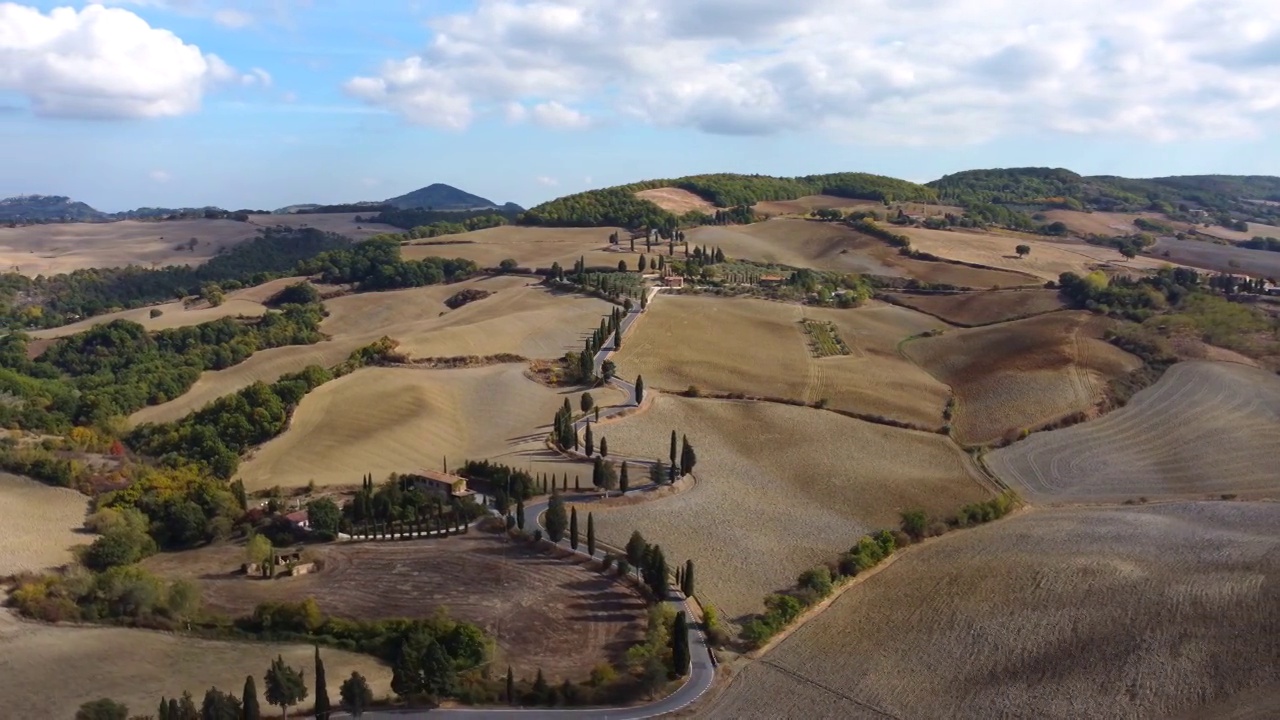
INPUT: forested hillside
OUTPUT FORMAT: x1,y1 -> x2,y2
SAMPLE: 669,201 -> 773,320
520,172 -> 937,228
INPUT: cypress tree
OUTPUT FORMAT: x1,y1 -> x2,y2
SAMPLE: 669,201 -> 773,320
619,461 -> 629,494
683,559 -> 695,597
600,436 -> 608,457
506,667 -> 515,706
635,375 -> 645,404
669,430 -> 678,467
585,423 -> 594,456
516,499 -> 525,530
533,668 -> 549,705
569,507 -> 579,551
242,676 -> 260,720
592,457 -> 603,490
545,492 -> 568,542
586,512 -> 596,557
167,698 -> 179,720
314,646 -> 330,720
159,697 -> 169,720
575,475 -> 581,491
671,611 -> 690,677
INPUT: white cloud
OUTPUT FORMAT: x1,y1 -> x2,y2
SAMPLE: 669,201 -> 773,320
242,67 -> 272,87
536,175 -> 559,186
0,3 -> 244,119
344,0 -> 1280,144
212,8 -> 252,28
149,169 -> 172,182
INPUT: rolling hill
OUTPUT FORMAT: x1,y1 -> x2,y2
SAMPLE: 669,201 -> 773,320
383,183 -> 513,211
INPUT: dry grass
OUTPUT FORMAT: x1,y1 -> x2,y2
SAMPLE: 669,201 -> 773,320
688,219 -> 1039,288
144,532 -> 645,681
246,212 -> 401,239
1151,237 -> 1280,278
29,277 -> 307,340
987,361 -> 1280,502
1039,209 -> 1153,237
0,219 -> 264,276
883,289 -> 1066,327
903,312 -> 1141,445
895,226 -> 1173,281
705,502 -> 1280,720
635,188 -> 718,214
129,278 -> 615,426
401,225 -> 634,270
0,473 -> 89,576
0,604 -> 392,720
591,395 -> 991,624
236,364 -> 612,491
613,295 -> 951,428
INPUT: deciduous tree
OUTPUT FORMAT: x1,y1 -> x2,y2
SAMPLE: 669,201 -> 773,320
76,699 -> 128,720
200,687 -> 241,720
339,672 -> 372,718
264,655 -> 307,719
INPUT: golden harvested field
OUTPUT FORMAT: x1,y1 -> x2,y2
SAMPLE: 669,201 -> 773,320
130,278 -> 614,426
1194,221 -> 1280,243
591,395 -> 991,623
903,312 -> 1141,445
613,295 -> 951,428
1040,209 -> 1152,237
883,289 -> 1066,327
246,212 -> 401,239
401,225 -> 631,270
689,219 -> 1038,288
896,226 -> 1173,281
0,473 -> 89,577
0,219 -> 263,276
28,277 -> 307,340
236,364 -> 609,490
705,502 -> 1280,720
0,604 -> 392,720
634,187 -> 717,214
144,532 -> 645,681
987,361 -> 1280,503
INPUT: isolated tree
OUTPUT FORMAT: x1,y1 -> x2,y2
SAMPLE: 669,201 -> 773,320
545,492 -> 568,542
682,559 -> 695,597
76,699 -> 129,720
313,646 -> 331,720
669,431 -> 678,467
580,392 -> 594,413
586,512 -> 596,557
618,259 -> 627,272
1015,244 -> 1031,258
569,506 -> 580,551
584,423 -> 594,456
635,375 -> 645,404
242,676 -> 261,720
680,436 -> 697,475
505,667 -> 515,706
619,461 -> 630,494
671,612 -> 691,677
600,436 -> 609,457
339,672 -> 372,718
245,534 -> 272,566
264,655 -> 307,719
200,687 -> 241,720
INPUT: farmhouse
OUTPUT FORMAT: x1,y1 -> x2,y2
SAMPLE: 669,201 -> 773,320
758,274 -> 786,287
411,469 -> 476,500
283,509 -> 309,530
661,274 -> 685,289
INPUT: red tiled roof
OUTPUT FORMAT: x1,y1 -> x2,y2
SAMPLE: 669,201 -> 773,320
284,510 -> 308,523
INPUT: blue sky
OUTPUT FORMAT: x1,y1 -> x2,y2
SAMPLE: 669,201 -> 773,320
1,0 -> 1279,212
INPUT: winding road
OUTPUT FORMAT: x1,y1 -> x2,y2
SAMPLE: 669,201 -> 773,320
354,286 -> 717,719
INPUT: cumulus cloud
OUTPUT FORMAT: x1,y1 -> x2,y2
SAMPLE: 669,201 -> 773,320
344,0 -> 1280,143
0,3 -> 246,119
212,8 -> 252,29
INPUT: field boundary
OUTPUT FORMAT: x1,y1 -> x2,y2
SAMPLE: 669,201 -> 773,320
652,389 -> 944,434
877,291 -> 1066,328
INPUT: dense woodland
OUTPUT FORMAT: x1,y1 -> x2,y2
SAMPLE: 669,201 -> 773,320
519,172 -> 936,229
296,237 -> 477,290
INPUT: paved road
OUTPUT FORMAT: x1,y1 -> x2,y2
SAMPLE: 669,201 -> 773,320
352,288 -> 716,719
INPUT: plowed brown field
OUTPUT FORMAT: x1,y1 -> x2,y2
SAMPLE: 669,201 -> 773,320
705,502 -> 1280,720
987,361 -> 1280,502
883,289 -> 1066,327
143,532 -> 645,680
591,395 -> 991,624
0,473 -> 89,576
612,295 -> 951,428
903,312 -> 1141,445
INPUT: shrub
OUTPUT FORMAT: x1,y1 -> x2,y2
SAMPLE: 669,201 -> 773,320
797,567 -> 834,597
149,308 -> 163,319
900,509 -> 928,540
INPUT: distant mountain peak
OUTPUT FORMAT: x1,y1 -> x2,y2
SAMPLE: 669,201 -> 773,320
383,183 -> 506,211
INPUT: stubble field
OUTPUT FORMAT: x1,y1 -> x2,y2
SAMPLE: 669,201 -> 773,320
246,212 -> 401,239
591,395 -> 992,623
895,226 -> 1173,280
882,289 -> 1066,327
235,363 -> 609,491
903,312 -> 1141,444
634,188 -> 717,214
705,502 -> 1280,720
0,473 -> 89,577
0,604 -> 392,720
130,278 -> 614,426
143,532 -> 644,681
401,225 -> 630,270
0,219 -> 263,276
986,361 -> 1280,502
612,295 -> 951,428
688,219 -> 1039,288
